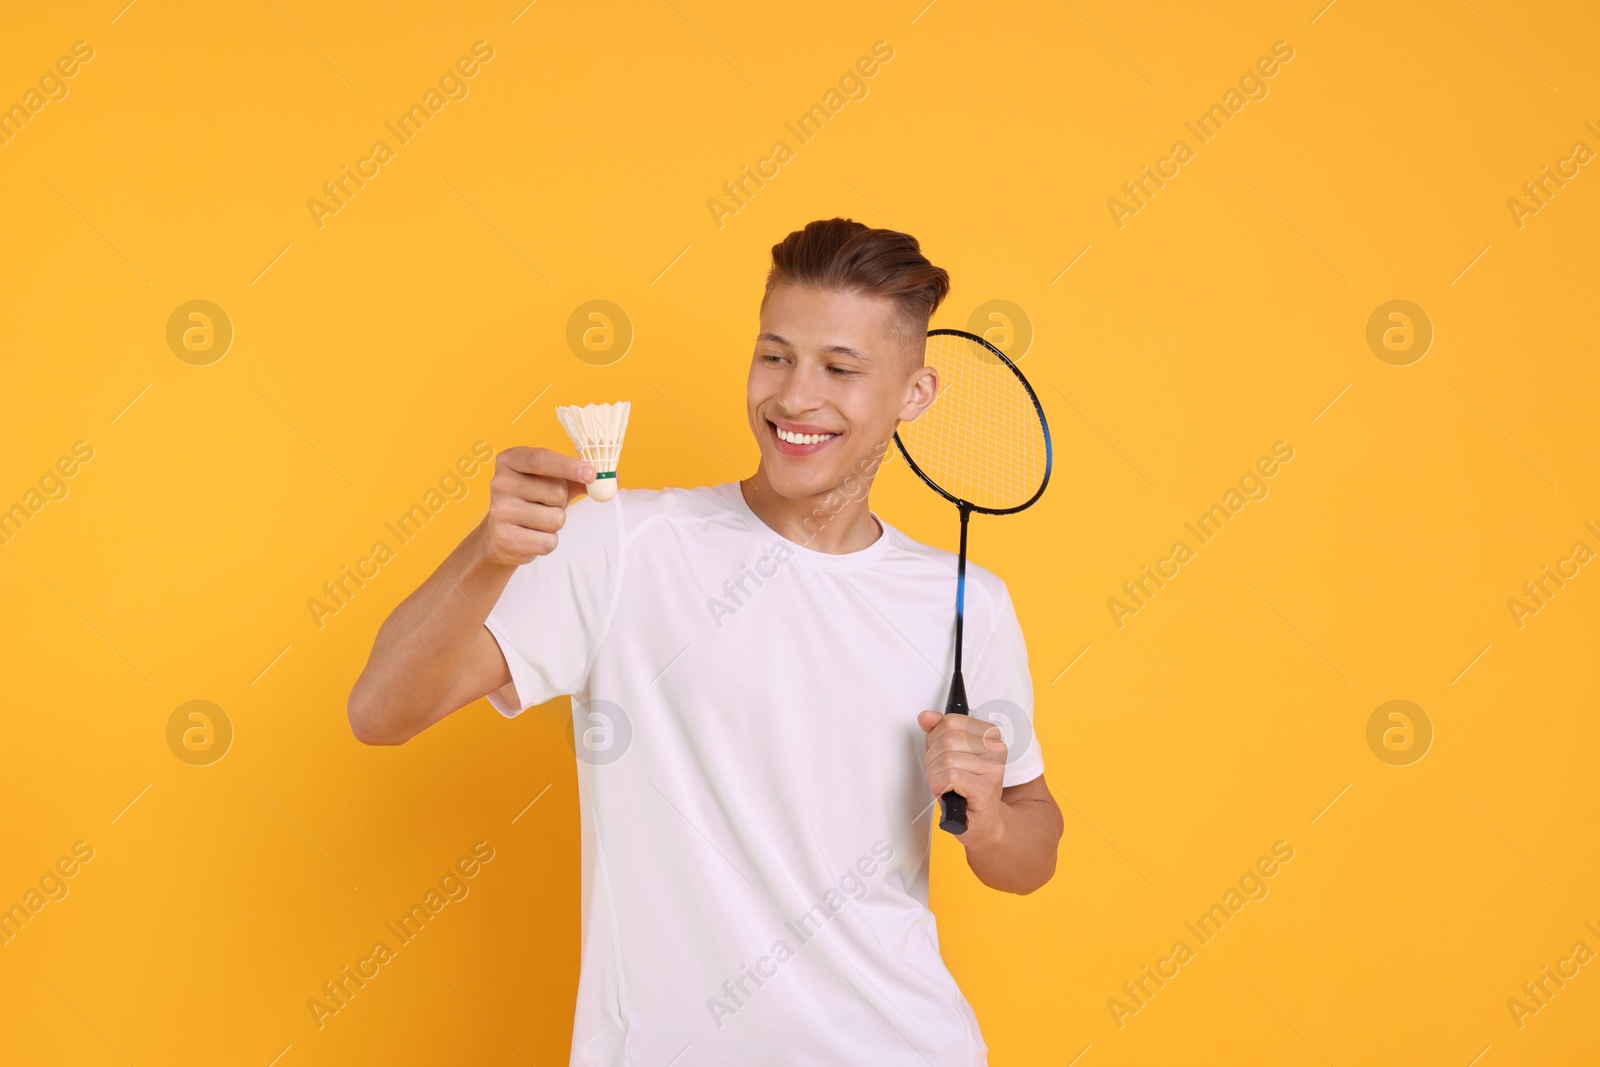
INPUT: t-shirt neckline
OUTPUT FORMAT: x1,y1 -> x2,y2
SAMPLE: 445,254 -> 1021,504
720,480 -> 897,570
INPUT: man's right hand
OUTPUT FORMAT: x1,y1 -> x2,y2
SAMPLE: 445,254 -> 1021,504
482,446 -> 594,567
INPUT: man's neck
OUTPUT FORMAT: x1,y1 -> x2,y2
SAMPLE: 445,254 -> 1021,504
739,469 -> 882,555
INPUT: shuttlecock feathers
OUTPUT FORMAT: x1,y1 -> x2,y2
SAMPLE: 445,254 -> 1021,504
555,401 -> 630,502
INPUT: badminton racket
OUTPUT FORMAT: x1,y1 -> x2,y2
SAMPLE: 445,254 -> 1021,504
895,329 -> 1052,835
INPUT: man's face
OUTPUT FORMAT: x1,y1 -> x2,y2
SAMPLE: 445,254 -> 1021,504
747,283 -> 937,500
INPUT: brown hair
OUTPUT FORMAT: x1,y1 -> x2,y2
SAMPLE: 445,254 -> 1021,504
762,218 -> 950,353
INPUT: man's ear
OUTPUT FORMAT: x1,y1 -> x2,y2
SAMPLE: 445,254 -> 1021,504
897,365 -> 939,422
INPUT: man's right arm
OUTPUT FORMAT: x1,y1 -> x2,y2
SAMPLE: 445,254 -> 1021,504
346,447 -> 595,746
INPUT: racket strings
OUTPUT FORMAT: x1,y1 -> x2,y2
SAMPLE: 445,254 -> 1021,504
898,334 -> 1048,511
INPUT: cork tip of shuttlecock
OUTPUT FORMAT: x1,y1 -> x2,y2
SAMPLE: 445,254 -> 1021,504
588,477 -> 618,502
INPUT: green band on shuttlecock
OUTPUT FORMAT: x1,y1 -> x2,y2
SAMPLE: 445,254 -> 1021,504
593,470 -> 616,480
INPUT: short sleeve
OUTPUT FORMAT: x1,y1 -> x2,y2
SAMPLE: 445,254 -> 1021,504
483,494 -> 624,717
964,573 -> 1045,787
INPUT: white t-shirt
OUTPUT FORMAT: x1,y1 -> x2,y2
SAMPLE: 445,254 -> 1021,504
484,480 -> 1045,1066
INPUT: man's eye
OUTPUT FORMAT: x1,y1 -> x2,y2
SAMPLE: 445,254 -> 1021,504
830,366 -> 860,377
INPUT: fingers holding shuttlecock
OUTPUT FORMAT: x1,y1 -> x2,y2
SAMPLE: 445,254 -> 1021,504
554,401 -> 631,502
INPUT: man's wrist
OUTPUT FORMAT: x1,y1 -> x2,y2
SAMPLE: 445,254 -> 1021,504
444,519 -> 519,617
461,517 -> 517,579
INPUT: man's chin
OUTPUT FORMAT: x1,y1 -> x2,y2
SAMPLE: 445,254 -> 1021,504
759,460 -> 842,502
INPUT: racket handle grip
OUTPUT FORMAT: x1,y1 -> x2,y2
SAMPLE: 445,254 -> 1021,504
939,790 -> 968,835
939,671 -> 970,835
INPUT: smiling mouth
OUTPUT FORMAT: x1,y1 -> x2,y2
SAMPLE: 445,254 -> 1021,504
769,420 -> 840,454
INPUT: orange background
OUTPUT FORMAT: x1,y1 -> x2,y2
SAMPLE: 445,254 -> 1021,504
2,1 -> 1597,1064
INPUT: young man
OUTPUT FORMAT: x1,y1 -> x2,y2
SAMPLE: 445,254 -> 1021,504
348,218 -> 1063,1065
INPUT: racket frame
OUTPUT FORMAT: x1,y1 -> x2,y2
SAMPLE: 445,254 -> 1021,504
891,328 -> 1053,516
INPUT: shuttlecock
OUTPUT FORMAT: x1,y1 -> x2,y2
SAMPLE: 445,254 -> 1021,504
555,401 -> 631,502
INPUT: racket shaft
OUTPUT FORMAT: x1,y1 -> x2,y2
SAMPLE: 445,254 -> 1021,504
940,509 -> 972,834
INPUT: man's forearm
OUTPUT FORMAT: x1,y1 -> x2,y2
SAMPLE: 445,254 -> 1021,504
962,795 -> 1063,894
348,518 -> 515,743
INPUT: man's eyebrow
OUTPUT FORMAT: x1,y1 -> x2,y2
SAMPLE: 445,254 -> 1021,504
756,332 -> 874,363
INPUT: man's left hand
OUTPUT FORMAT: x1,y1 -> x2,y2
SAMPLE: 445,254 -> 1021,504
917,709 -> 1007,848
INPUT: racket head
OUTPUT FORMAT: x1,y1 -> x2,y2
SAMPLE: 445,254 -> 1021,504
892,328 -> 1052,515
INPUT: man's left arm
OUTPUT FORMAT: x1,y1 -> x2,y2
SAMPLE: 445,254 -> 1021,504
917,710 -> 1064,895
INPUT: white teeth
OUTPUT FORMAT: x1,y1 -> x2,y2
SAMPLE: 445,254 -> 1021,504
776,427 -> 837,446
